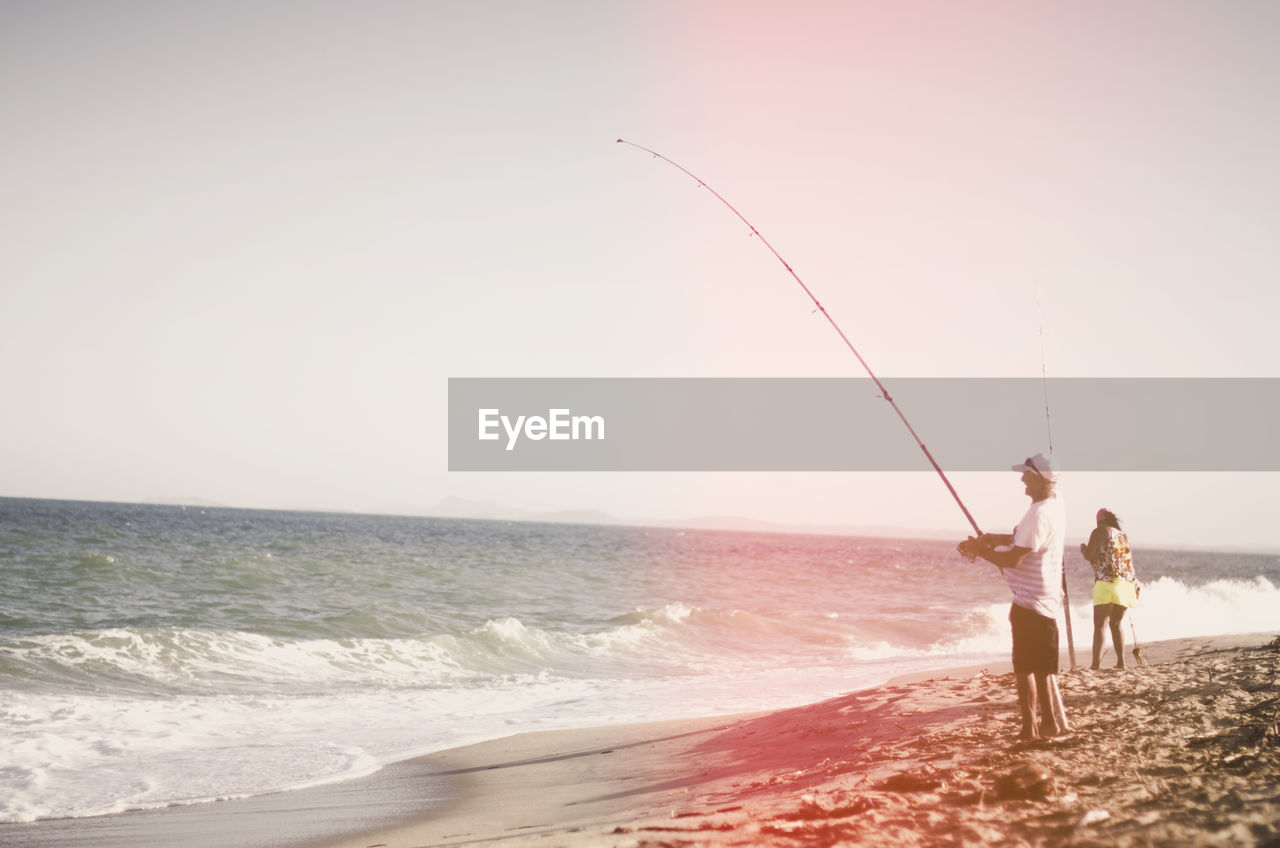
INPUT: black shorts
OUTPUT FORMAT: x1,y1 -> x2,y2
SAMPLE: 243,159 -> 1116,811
1009,603 -> 1059,675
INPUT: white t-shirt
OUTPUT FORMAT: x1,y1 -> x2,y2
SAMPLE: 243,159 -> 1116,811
1003,494 -> 1066,619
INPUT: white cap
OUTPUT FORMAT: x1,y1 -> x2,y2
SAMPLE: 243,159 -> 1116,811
1012,452 -> 1059,482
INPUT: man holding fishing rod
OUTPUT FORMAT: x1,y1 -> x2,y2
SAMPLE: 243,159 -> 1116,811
618,139 -> 1072,740
958,453 -> 1070,742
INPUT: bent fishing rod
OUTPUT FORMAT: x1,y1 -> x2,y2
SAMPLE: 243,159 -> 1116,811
617,138 -> 983,536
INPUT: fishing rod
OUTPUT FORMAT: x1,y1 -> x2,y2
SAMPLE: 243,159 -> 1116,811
1038,292 -> 1077,668
1036,292 -> 1054,456
617,138 -> 982,536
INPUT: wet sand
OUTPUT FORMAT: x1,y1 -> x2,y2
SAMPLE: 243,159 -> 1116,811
5,633 -> 1277,848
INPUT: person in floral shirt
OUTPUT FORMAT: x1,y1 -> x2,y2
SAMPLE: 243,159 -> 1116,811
1080,508 -> 1140,669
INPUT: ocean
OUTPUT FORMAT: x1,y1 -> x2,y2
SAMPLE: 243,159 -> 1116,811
1,497 -> 1277,825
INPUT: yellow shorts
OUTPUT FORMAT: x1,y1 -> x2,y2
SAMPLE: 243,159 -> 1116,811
1093,579 -> 1138,608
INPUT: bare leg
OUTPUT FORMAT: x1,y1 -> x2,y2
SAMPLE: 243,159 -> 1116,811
1091,605 -> 1107,670
1015,673 -> 1040,740
1040,673 -> 1070,736
1110,604 -> 1128,669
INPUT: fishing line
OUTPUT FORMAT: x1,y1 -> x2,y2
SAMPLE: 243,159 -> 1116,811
617,139 -> 982,535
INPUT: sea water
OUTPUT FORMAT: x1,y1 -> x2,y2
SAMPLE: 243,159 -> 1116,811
1,497 -> 1277,823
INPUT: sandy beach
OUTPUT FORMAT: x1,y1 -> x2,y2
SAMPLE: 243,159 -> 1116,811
307,632 -> 1280,848
5,633 -> 1277,848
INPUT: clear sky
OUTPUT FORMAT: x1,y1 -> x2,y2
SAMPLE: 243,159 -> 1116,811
4,1 -> 1278,549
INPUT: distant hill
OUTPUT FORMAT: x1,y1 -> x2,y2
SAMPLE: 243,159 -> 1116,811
143,497 -> 233,508
427,496 -> 618,526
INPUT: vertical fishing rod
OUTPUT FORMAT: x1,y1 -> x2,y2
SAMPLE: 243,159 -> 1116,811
1036,291 -> 1054,455
1037,291 -> 1077,667
617,138 -> 982,536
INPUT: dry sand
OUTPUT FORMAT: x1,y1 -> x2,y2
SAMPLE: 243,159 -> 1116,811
316,633 -> 1280,848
